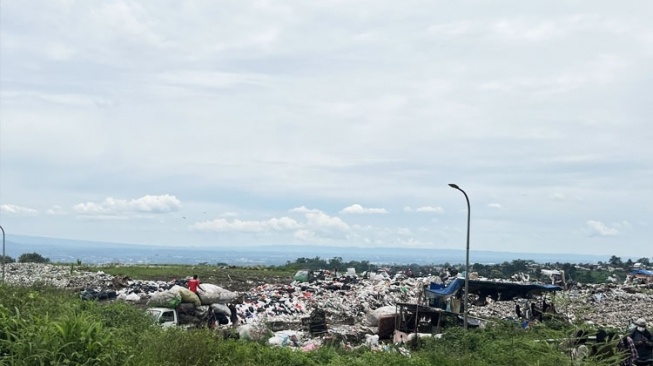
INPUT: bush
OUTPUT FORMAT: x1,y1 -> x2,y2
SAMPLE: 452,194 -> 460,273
18,252 -> 50,263
0,285 -> 133,365
0,255 -> 15,263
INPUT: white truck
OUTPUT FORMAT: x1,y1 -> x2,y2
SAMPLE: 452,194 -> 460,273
147,305 -> 228,329
147,307 -> 180,328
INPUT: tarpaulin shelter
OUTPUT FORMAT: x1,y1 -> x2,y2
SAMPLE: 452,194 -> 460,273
628,269 -> 653,277
628,269 -> 653,284
424,278 -> 561,302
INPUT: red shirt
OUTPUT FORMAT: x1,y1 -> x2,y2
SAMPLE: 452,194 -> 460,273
188,278 -> 200,293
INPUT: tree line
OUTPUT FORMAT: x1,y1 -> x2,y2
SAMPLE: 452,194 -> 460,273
0,252 -> 50,264
281,255 -> 652,284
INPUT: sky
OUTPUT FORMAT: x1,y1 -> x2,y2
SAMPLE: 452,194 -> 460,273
1,1 -> 652,258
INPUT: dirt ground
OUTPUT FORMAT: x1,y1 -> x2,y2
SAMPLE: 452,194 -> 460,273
99,265 -> 296,293
197,270 -> 294,292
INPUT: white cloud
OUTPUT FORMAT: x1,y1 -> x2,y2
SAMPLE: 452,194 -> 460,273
340,204 -> 388,214
46,205 -> 66,215
305,211 -> 350,231
193,216 -> 299,232
397,228 -> 412,236
586,220 -> 619,236
0,204 -> 38,215
289,206 -> 322,214
294,229 -> 317,241
488,203 -> 503,209
73,194 -> 181,216
194,209 -> 349,236
1,1 -> 652,255
490,19 -> 562,41
404,206 -> 444,213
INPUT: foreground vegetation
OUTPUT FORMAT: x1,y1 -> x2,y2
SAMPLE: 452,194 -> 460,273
0,283 -> 622,366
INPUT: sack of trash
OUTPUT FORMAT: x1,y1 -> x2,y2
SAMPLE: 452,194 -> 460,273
171,285 -> 201,307
147,290 -> 182,308
198,283 -> 240,305
268,330 -> 300,347
237,323 -> 271,341
366,305 -> 396,326
125,293 -> 141,302
195,305 -> 210,318
210,303 -> 232,317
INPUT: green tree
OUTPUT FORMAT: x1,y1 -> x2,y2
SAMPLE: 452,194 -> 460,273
327,256 -> 343,270
490,269 -> 505,279
0,255 -> 15,263
18,252 -> 50,263
636,257 -> 651,267
626,258 -> 634,268
608,255 -> 623,267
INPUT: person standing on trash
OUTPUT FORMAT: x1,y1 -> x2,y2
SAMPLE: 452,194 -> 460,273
187,274 -> 203,294
631,318 -> 653,366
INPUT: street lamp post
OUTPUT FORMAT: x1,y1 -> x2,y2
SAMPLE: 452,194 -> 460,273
1,225 -> 5,282
448,183 -> 470,330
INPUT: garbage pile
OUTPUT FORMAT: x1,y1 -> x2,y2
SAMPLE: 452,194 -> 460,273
234,274 -> 425,327
2,263 -> 115,288
469,282 -> 653,329
4,263 -> 653,348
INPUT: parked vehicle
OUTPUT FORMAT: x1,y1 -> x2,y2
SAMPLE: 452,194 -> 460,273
147,307 -> 179,328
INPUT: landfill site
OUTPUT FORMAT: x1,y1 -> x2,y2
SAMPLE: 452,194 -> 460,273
3,262 -> 653,350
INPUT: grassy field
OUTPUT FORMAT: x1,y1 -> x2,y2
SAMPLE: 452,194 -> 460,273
81,263 -> 296,292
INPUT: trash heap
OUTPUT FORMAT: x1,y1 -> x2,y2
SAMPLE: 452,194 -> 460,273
469,282 -> 653,329
233,274 -> 425,328
2,263 -> 115,289
230,274 -> 426,351
4,263 -> 653,349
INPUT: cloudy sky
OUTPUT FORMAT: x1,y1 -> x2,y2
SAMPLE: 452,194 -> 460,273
1,1 -> 651,257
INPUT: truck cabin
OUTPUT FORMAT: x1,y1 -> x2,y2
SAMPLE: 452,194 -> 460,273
147,307 -> 177,327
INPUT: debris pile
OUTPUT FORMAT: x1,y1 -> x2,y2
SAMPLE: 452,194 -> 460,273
3,263 -> 115,289
470,282 -> 653,329
3,263 -> 653,345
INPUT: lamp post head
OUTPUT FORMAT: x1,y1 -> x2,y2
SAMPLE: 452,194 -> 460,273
448,183 -> 460,189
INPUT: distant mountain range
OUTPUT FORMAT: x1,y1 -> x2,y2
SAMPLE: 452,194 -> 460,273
2,234 -> 618,266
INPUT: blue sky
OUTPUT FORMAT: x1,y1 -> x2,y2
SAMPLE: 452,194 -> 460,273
1,1 -> 651,257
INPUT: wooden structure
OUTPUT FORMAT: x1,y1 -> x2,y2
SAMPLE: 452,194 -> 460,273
394,302 -> 446,334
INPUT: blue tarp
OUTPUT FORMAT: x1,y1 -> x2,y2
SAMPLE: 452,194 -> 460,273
629,269 -> 653,276
425,278 -> 561,301
427,278 -> 465,297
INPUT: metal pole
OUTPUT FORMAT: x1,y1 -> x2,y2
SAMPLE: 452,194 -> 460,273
1,225 -> 5,282
449,184 -> 471,330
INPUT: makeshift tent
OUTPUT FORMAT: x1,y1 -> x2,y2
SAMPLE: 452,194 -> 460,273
628,269 -> 653,284
628,269 -> 653,277
424,278 -> 561,302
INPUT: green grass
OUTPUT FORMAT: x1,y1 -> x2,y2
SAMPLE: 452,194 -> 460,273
79,263 -> 295,290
